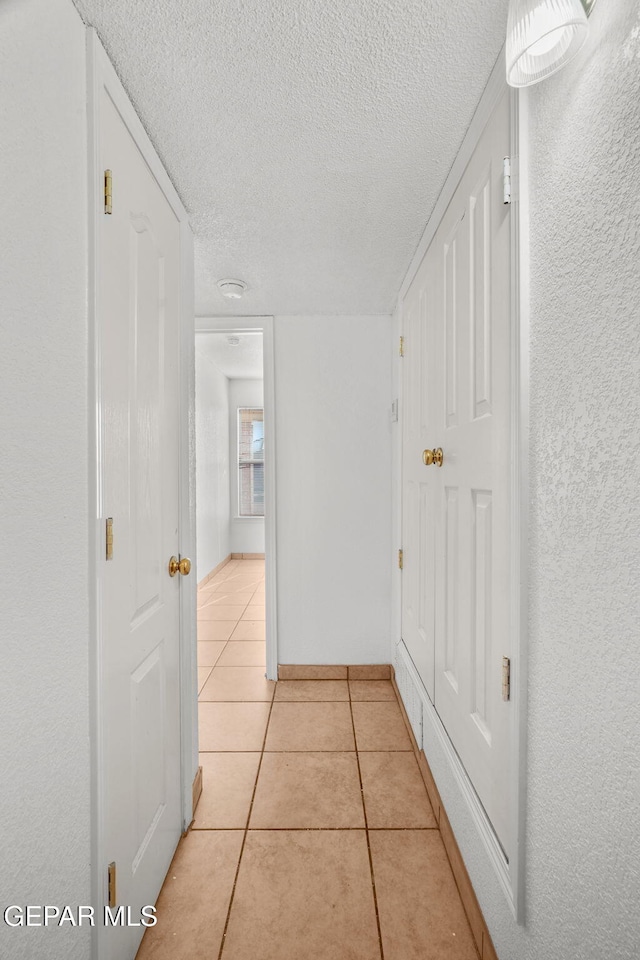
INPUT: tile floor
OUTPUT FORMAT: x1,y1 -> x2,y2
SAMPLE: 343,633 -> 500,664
136,558 -> 479,960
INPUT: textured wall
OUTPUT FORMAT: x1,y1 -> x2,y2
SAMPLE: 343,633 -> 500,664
0,0 -> 91,957
401,3 -> 640,958
229,379 -> 265,555
196,350 -> 231,578
520,0 -> 640,953
275,316 -> 392,665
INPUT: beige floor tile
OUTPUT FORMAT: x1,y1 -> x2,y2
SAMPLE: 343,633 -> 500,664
274,679 -> 349,701
206,565 -> 241,586
221,831 -> 380,960
221,571 -> 264,583
210,578 -> 263,594
277,665 -> 348,680
265,701 -> 355,752
359,752 -> 437,828
197,640 -> 227,667
369,830 -> 477,960
193,753 -> 261,829
240,605 -> 265,621
349,680 -> 397,701
217,640 -> 266,667
198,604 -> 247,621
200,666 -> 275,702
199,701 -> 271,751
197,621 -> 236,643
199,590 -> 255,607
349,664 -> 391,680
250,752 -> 364,828
352,701 -> 413,751
135,830 -> 243,960
197,666 -> 213,693
197,589 -> 216,607
230,620 -> 266,642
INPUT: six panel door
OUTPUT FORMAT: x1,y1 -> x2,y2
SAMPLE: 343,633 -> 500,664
401,90 -> 512,854
100,85 -> 183,959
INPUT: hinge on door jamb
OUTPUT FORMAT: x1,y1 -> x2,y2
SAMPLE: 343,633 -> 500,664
105,518 -> 114,561
503,157 -> 511,205
107,862 -> 116,908
502,657 -> 511,701
398,548 -> 403,570
399,336 -> 405,358
104,169 -> 112,215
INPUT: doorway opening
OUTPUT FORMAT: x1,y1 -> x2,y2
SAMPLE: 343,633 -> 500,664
194,316 -> 277,693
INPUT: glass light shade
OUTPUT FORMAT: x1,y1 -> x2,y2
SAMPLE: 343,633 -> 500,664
506,0 -> 588,87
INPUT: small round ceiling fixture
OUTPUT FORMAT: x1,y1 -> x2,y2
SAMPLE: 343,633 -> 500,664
227,336 -> 241,346
217,279 -> 247,299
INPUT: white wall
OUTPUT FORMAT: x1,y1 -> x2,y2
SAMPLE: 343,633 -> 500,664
275,315 -> 392,665
395,3 -> 640,957
195,350 -> 230,578
229,379 -> 265,555
0,1 -> 91,957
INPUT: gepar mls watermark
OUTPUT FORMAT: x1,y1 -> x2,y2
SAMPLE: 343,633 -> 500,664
3,905 -> 157,927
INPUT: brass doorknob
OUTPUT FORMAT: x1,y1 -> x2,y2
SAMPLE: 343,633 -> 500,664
422,448 -> 444,467
168,556 -> 192,577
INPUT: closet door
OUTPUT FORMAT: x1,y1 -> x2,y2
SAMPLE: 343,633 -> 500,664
402,90 -> 512,854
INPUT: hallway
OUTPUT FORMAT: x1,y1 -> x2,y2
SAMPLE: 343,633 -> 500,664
136,558 -> 480,960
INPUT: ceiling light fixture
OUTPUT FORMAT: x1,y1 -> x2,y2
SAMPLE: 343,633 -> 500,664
227,336 -> 241,346
506,0 -> 593,88
217,279 -> 247,299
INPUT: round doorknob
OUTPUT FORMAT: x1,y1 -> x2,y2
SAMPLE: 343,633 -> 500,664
422,448 -> 444,467
168,556 -> 192,577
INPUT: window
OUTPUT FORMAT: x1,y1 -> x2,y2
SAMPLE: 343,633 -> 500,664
238,407 -> 264,517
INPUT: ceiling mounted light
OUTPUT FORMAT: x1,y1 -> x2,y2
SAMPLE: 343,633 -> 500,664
227,336 -> 241,346
217,279 -> 247,300
506,0 -> 591,88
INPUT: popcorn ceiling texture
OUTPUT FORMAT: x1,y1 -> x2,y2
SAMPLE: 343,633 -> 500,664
74,0 -> 508,316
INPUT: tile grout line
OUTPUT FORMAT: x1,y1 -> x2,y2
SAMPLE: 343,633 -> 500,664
192,826 -> 440,832
348,682 -> 385,960
216,681 -> 275,960
197,748 -> 414,753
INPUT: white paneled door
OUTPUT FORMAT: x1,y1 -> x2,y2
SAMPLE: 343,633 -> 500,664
99,86 -> 184,959
401,90 -> 512,853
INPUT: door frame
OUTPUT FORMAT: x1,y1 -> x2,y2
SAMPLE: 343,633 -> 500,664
195,315 -> 278,681
87,30 -> 196,960
396,48 -> 529,921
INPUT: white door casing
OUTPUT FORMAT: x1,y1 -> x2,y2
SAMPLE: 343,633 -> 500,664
401,90 -> 512,855
401,252 -> 437,700
89,32 -> 194,960
194,315 -> 278,682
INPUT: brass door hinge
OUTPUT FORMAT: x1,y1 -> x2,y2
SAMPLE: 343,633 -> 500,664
104,169 -> 112,215
399,336 -> 405,358
502,656 -> 511,701
107,862 -> 116,908
105,518 -> 114,561
398,548 -> 403,570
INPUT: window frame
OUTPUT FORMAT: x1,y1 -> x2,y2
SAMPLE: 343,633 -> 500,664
236,406 -> 265,519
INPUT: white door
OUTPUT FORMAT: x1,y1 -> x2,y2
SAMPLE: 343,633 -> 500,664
401,90 -> 512,853
99,86 -> 184,959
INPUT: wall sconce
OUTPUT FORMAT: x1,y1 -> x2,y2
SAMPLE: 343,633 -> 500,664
506,0 -> 596,87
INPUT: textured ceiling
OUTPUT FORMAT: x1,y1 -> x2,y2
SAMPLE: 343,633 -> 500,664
197,331 -> 263,380
74,0 -> 508,316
